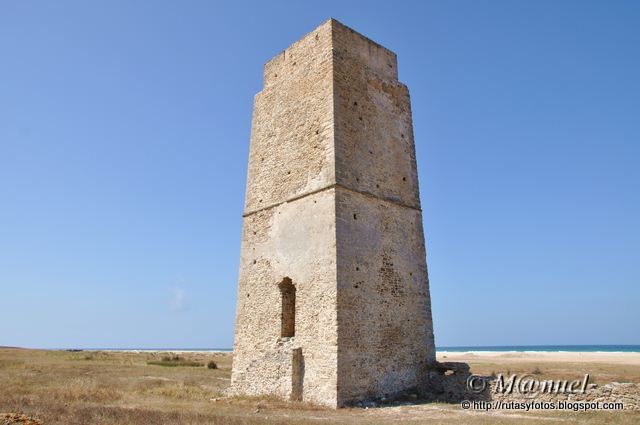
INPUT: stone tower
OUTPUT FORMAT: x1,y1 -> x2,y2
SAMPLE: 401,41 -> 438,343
231,19 -> 436,408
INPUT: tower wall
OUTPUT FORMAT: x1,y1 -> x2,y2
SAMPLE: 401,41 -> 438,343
231,21 -> 339,407
331,23 -> 435,404
231,19 -> 435,408
243,22 -> 336,215
231,190 -> 338,406
335,188 -> 435,404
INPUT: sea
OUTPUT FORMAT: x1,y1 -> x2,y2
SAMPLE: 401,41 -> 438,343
437,345 -> 640,353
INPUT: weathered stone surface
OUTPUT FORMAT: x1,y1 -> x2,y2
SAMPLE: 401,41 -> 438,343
490,381 -> 640,410
422,365 -> 640,410
231,18 -> 435,408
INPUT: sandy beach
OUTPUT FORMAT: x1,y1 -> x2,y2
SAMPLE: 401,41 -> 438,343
439,351 -> 640,365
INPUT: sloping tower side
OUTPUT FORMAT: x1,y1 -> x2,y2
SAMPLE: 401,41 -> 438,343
231,19 -> 436,408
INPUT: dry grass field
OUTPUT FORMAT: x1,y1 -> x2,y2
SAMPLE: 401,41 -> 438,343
1,348 -> 639,424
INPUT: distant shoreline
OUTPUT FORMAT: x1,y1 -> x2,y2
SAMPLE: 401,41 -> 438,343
437,345 -> 640,353
5,344 -> 635,353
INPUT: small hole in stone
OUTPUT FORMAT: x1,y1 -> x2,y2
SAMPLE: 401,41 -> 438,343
353,213 -> 357,220
353,101 -> 358,106
356,177 -> 359,182
287,171 -> 291,175
403,177 -> 407,182
292,62 -> 296,66
247,293 -> 250,298
259,199 -> 262,203
369,150 -> 373,155
261,157 -> 264,162
356,267 -> 359,271
315,130 -> 319,135
410,272 -> 413,276
359,116 -> 363,121
376,184 -> 380,188
253,260 -> 257,264
354,284 -> 359,288
253,231 -> 257,235
274,74 -> 277,78
401,133 -> 405,138
314,200 -> 317,203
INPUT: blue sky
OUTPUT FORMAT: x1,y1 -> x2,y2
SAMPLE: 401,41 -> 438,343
1,1 -> 638,349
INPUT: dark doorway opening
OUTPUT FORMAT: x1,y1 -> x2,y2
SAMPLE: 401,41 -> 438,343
279,277 -> 296,338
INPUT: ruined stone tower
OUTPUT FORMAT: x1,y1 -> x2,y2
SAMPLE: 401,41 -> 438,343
231,19 -> 436,408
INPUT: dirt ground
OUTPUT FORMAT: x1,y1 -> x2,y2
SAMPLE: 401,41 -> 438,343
1,348 -> 638,424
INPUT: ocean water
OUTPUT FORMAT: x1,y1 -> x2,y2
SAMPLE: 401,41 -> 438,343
436,345 -> 640,352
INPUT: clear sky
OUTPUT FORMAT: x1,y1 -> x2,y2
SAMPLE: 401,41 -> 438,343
1,1 -> 638,349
